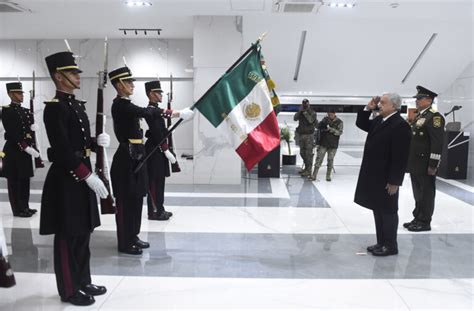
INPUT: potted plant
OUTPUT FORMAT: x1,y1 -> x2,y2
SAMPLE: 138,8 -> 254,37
280,123 -> 296,165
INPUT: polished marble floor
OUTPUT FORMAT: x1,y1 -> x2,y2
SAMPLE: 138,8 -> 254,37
0,146 -> 473,310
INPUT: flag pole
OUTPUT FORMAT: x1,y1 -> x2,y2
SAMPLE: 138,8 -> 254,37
133,33 -> 267,174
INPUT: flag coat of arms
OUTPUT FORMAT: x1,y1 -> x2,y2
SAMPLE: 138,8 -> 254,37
194,44 -> 280,170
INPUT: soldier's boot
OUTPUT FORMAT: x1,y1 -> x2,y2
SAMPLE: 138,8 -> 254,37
300,169 -> 311,177
326,167 -> 333,182
309,166 -> 319,181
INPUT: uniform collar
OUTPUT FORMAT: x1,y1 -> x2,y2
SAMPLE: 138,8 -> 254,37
56,90 -> 75,101
148,101 -> 159,107
418,106 -> 430,116
10,101 -> 21,106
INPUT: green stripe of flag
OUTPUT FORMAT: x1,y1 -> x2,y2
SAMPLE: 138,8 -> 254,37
195,46 -> 265,128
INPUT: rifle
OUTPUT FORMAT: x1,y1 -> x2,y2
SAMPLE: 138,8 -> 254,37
95,38 -> 115,214
167,74 -> 181,173
29,71 -> 45,169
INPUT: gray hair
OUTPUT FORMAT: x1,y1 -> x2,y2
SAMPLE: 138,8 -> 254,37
383,92 -> 402,111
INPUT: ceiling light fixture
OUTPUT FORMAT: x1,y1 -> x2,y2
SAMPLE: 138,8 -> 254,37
119,28 -> 162,35
326,2 -> 356,8
124,1 -> 152,7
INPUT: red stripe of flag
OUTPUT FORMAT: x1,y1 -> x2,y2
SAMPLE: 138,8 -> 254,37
236,112 -> 280,171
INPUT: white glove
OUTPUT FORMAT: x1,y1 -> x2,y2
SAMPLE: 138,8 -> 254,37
24,146 -> 40,158
164,149 -> 177,164
30,123 -> 39,131
97,133 -> 110,148
179,108 -> 194,121
85,173 -> 108,199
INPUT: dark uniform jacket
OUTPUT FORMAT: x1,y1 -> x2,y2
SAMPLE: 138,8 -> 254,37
354,110 -> 411,213
1,102 -> 35,179
40,91 -> 100,236
144,102 -> 170,179
110,96 -> 164,198
318,116 -> 343,149
294,108 -> 317,134
406,107 -> 445,175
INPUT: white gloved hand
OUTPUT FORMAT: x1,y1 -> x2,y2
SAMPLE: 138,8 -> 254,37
163,149 -> 177,164
97,133 -> 110,148
179,107 -> 194,121
85,173 -> 108,199
24,146 -> 40,158
30,123 -> 39,131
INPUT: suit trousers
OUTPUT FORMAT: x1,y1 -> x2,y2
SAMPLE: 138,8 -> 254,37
373,211 -> 399,250
7,178 -> 30,215
147,174 -> 165,217
53,233 -> 91,299
410,174 -> 436,224
115,195 -> 144,250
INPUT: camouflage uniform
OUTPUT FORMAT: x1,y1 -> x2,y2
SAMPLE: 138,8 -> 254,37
310,116 -> 343,181
294,108 -> 317,175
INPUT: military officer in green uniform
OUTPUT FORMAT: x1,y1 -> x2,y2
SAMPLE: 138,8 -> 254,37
293,99 -> 317,176
404,86 -> 445,232
309,107 -> 343,181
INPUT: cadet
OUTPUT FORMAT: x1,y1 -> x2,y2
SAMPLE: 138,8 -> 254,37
41,51 -> 110,306
144,80 -> 181,221
309,107 -> 343,181
2,82 -> 39,217
404,86 -> 445,232
293,99 -> 317,176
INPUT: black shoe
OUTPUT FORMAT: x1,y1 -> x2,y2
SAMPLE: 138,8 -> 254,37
81,284 -> 107,296
366,244 -> 382,253
403,219 -> 416,228
13,210 -> 33,218
407,221 -> 431,232
61,290 -> 95,306
133,237 -> 150,249
372,246 -> 398,256
28,208 -> 37,214
119,245 -> 143,255
149,211 -> 171,221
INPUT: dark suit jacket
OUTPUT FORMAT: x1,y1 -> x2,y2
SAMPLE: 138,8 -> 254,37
354,110 -> 411,213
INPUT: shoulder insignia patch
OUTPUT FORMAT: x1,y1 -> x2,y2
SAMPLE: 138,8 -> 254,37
433,116 -> 442,128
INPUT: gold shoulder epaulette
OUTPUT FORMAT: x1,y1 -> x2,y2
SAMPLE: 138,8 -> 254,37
78,99 -> 87,104
429,107 -> 437,113
44,98 -> 59,104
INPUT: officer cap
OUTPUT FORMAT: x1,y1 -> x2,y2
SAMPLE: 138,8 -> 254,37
108,66 -> 135,84
45,51 -> 82,75
413,85 -> 438,99
145,80 -> 163,93
6,82 -> 23,93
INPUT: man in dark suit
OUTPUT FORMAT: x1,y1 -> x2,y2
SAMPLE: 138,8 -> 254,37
41,51 -> 110,306
404,86 -> 445,232
354,93 -> 411,256
2,82 -> 40,217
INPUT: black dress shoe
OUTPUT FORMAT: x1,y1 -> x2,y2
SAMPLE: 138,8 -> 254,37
13,210 -> 33,218
119,245 -> 143,255
28,208 -> 37,214
372,246 -> 398,256
81,284 -> 107,296
149,211 -> 171,221
366,244 -> 382,253
407,221 -> 431,232
61,290 -> 95,306
133,238 -> 150,249
403,219 -> 416,228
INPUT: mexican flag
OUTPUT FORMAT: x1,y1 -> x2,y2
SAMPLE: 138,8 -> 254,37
195,44 -> 280,171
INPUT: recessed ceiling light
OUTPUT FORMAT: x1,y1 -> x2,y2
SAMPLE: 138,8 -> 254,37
125,1 -> 152,7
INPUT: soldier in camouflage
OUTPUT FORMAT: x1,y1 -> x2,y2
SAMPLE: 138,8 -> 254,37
293,99 -> 317,176
309,107 -> 343,181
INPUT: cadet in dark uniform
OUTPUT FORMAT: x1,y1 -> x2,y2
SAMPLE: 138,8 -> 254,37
404,86 -> 445,232
2,82 -> 40,217
109,67 -> 168,255
41,51 -> 110,306
144,80 -> 175,221
293,99 -> 317,176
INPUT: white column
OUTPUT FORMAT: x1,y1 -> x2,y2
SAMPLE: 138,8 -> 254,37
192,16 -> 243,184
